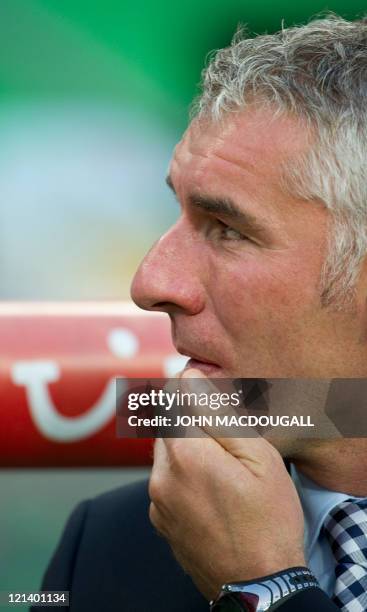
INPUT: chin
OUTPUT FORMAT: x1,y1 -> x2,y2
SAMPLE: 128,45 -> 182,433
266,436 -> 335,461
264,436 -> 314,459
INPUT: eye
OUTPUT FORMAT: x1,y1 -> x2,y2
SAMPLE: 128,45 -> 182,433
217,220 -> 246,241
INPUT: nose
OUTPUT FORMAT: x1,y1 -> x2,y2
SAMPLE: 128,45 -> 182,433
130,221 -> 205,316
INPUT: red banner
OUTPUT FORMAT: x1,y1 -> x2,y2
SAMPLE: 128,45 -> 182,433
0,302 -> 185,467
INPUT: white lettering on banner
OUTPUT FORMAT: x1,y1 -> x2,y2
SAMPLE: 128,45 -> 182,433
10,327 -> 139,443
107,328 -> 139,359
11,360 -> 123,443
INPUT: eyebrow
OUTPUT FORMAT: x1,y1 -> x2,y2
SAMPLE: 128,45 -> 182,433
165,174 -> 269,241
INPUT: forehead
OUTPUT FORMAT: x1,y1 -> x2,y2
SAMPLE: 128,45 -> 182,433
169,107 -> 310,198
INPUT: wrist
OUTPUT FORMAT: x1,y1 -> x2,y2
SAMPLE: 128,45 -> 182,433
210,566 -> 320,611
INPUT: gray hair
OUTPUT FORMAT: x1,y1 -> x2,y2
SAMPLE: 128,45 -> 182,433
193,15 -> 367,307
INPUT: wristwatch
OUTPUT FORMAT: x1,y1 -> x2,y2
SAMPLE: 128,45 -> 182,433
210,567 -> 320,611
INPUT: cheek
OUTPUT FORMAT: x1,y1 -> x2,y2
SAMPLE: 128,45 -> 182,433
209,255 -> 321,340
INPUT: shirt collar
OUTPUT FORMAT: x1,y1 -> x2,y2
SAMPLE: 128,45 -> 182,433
290,464 -> 356,557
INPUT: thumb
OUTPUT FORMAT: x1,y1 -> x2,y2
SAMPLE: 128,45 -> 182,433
181,369 -> 277,470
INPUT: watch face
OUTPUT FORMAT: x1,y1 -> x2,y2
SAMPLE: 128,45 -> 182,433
238,592 -> 260,611
211,593 -> 247,611
212,592 -> 258,612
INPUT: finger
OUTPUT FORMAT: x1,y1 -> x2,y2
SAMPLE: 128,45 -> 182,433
149,438 -> 171,509
181,368 -> 260,436
179,369 -> 280,468
152,437 -> 169,470
163,373 -> 212,439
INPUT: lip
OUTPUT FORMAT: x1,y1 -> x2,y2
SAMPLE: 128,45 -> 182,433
175,345 -> 223,375
184,358 -> 223,376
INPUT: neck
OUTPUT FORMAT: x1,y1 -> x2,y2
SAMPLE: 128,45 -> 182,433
289,439 -> 367,497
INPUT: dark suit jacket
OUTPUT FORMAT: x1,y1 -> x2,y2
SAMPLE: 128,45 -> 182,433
33,479 -> 339,611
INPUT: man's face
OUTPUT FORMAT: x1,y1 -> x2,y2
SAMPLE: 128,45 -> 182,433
131,107 -> 367,378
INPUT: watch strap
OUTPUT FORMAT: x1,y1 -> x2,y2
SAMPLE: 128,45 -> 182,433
210,567 -> 320,611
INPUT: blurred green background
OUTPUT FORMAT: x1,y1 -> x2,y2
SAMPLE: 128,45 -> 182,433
0,0 -> 366,605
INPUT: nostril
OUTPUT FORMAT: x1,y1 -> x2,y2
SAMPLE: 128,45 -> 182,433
150,301 -> 184,316
153,302 -> 172,309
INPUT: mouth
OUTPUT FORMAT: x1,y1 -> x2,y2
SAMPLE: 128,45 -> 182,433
185,358 -> 223,376
176,347 -> 223,376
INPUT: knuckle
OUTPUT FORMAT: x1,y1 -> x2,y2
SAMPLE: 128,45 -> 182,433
148,472 -> 163,503
149,502 -> 166,536
148,501 -> 159,526
167,439 -> 191,470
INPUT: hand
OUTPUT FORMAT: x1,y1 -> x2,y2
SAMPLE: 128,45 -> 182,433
149,369 -> 306,600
